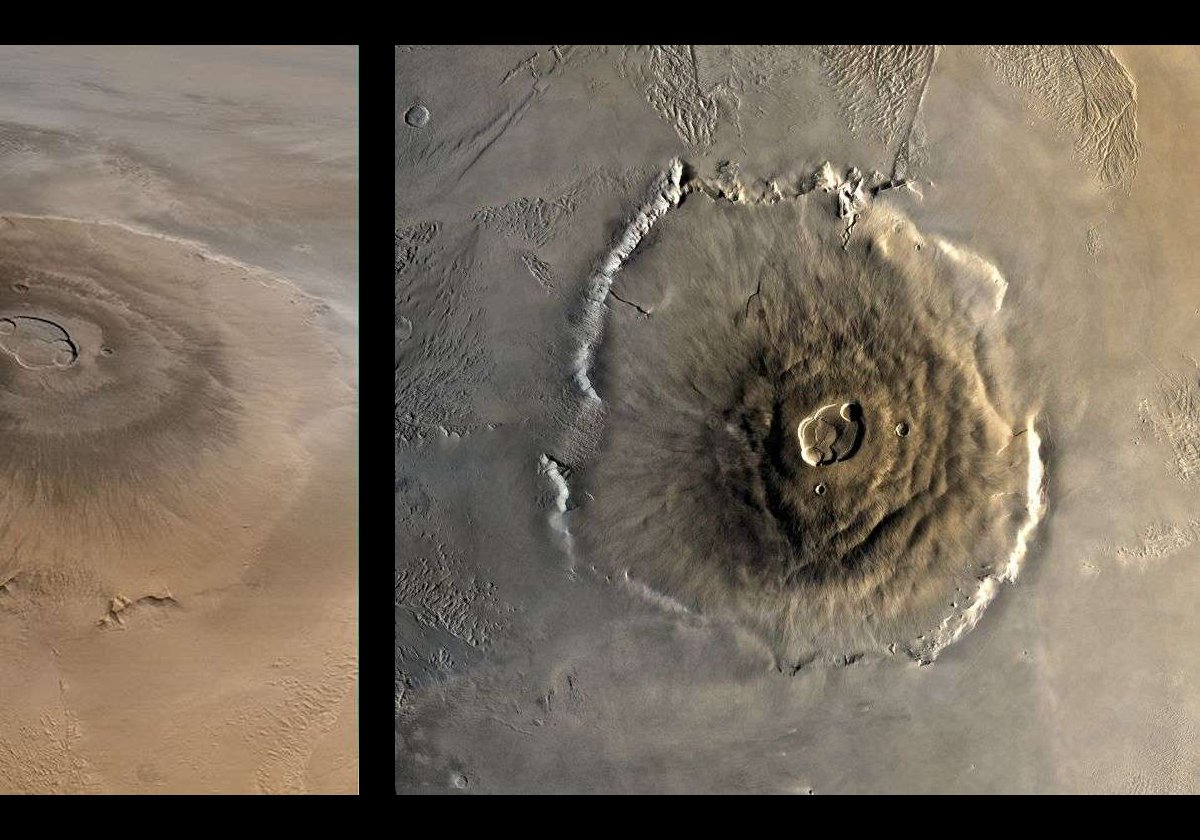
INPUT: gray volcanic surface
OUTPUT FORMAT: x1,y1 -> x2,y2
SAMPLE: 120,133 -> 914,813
398,45 -> 1199,794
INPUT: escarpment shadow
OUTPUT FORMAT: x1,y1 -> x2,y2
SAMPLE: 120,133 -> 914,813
573,183 -> 1038,665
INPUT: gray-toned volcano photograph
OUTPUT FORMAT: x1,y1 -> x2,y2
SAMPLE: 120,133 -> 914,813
396,44 -> 1197,794
0,45 -> 357,794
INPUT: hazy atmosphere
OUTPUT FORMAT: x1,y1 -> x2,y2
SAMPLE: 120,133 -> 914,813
0,45 -> 358,794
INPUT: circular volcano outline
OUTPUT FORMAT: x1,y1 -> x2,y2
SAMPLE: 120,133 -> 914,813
547,160 -> 1047,667
0,213 -> 344,609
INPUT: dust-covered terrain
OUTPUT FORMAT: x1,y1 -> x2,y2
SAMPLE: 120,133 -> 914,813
0,46 -> 357,794
397,45 -> 1198,794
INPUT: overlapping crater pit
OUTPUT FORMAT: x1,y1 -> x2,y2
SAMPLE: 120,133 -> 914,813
569,172 -> 1043,665
798,401 -> 863,467
0,315 -> 78,369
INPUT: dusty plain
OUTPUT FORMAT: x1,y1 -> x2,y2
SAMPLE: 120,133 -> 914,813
0,45 -> 357,794
397,45 -> 1199,794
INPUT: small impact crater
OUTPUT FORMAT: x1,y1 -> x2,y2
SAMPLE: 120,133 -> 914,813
405,104 -> 430,128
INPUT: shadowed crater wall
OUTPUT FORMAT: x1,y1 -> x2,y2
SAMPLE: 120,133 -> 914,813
0,315 -> 78,369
